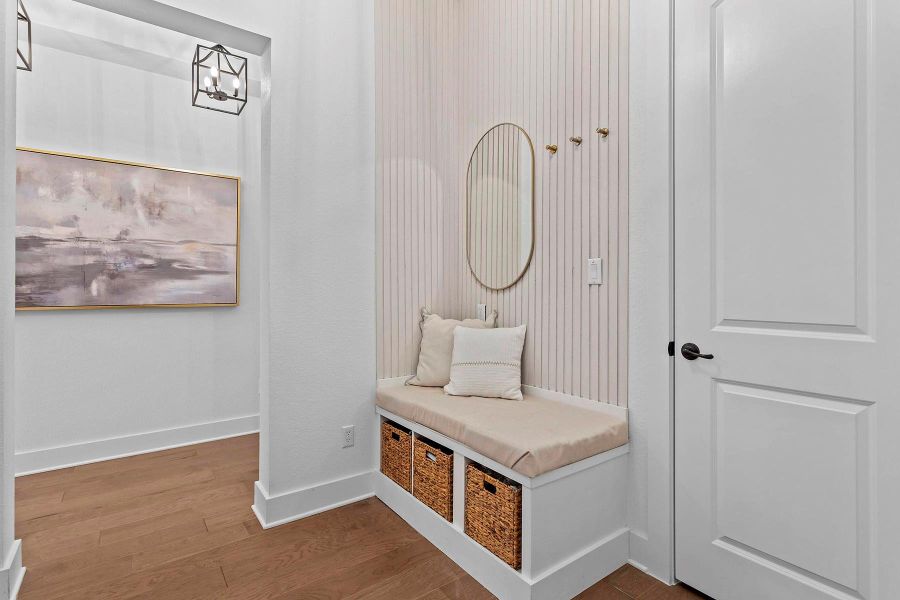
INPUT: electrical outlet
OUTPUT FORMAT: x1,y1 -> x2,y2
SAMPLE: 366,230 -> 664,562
477,303 -> 487,321
342,425 -> 355,448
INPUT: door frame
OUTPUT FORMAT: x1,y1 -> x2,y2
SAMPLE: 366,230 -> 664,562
627,0 -> 677,586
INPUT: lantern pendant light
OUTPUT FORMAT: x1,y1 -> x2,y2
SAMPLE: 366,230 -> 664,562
17,0 -> 32,72
192,43 -> 248,115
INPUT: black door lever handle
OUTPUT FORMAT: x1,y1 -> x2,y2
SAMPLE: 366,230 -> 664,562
681,343 -> 714,360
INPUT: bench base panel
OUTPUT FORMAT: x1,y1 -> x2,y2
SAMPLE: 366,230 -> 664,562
375,472 -> 628,600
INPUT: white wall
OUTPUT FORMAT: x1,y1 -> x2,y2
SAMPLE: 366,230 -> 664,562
257,0 -> 376,524
13,3 -> 262,474
130,0 -> 378,527
627,0 -> 675,584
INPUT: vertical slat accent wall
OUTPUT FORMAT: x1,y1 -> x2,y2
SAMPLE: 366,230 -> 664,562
375,0 -> 628,406
375,0 -> 461,378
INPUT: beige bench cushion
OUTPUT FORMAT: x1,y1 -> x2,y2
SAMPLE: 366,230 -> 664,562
376,385 -> 628,478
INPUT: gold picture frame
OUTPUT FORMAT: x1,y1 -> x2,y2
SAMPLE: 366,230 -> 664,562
15,147 -> 241,311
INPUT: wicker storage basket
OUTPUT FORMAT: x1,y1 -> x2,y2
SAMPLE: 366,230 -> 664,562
380,420 -> 412,492
465,463 -> 522,569
413,436 -> 453,521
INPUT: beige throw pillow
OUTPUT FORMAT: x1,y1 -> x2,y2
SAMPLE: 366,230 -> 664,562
444,325 -> 527,400
408,309 -> 498,387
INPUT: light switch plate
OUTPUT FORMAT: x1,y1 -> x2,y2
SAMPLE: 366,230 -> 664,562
587,258 -> 603,285
477,304 -> 488,321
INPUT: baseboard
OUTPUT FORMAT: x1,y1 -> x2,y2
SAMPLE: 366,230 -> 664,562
626,530 -> 676,586
531,528 -> 629,600
628,530 -> 650,572
252,471 -> 374,529
0,540 -> 24,600
15,414 -> 260,476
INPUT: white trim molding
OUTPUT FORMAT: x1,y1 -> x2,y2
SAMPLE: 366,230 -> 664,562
252,471 -> 375,530
15,414 -> 259,476
0,540 -> 24,600
627,0 -> 676,585
628,530 -> 650,571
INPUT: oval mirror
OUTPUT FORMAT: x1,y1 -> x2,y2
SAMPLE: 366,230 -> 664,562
466,123 -> 535,290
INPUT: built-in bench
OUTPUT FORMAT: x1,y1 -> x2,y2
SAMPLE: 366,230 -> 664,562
374,379 -> 630,600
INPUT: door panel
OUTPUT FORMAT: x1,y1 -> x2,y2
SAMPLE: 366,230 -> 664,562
715,382 -> 870,591
674,0 -> 898,598
713,0 -> 860,328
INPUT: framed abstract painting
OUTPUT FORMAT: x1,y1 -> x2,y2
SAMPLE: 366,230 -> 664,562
15,148 -> 240,310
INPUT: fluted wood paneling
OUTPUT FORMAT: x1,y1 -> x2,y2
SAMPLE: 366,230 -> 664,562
376,0 -> 628,406
376,0 -> 460,378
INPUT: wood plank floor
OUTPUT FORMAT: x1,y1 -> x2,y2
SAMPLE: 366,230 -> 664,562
16,434 -> 709,599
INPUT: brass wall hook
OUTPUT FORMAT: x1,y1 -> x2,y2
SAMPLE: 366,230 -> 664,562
545,144 -> 558,154
569,136 -> 583,146
596,127 -> 610,138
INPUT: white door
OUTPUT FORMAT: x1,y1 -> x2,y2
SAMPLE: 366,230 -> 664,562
674,0 -> 900,599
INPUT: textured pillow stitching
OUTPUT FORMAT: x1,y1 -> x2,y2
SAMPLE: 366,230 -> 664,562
452,360 -> 521,367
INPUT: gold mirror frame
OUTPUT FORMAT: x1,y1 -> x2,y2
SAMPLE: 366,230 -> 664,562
465,123 -> 535,291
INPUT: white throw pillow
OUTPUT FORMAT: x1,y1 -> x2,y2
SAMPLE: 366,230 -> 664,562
444,325 -> 527,400
408,309 -> 498,387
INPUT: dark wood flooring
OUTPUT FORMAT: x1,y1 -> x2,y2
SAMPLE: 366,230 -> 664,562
15,434 -> 708,599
